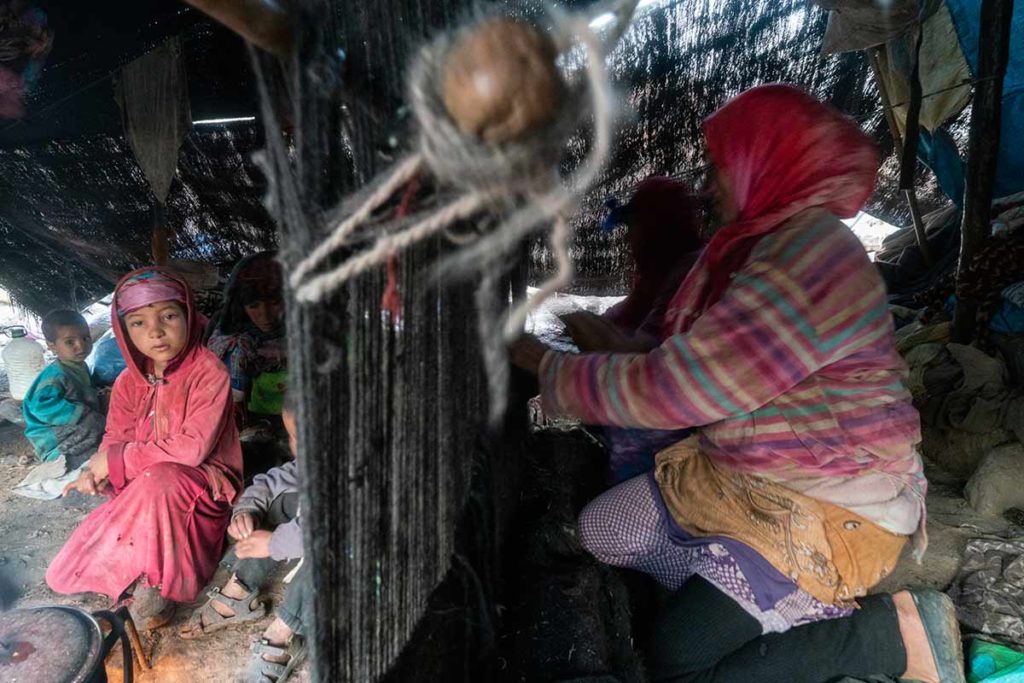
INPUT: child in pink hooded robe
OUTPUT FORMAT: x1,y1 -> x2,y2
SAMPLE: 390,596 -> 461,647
47,268 -> 243,629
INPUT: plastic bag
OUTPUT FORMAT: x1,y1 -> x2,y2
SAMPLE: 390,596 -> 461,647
85,328 -> 126,387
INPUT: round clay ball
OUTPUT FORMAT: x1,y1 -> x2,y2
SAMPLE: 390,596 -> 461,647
441,19 -> 561,144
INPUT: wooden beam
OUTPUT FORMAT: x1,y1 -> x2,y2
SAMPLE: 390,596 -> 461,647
953,0 -> 1015,343
868,49 -> 933,267
180,0 -> 291,57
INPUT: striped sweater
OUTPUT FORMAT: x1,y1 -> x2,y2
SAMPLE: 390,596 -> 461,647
541,210 -> 925,527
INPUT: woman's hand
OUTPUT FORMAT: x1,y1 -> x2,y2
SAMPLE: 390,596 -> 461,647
228,512 -> 258,541
235,530 -> 273,559
560,311 -> 654,353
87,450 -> 109,482
62,469 -> 108,497
509,334 -> 550,375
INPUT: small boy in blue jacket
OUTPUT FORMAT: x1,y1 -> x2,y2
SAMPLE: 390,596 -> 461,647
22,310 -> 104,467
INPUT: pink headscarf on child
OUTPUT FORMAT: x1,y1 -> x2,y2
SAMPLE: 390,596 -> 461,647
116,270 -> 187,316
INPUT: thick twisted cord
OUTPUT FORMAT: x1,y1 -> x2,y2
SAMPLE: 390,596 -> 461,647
290,154 -> 423,288
294,191 -> 489,302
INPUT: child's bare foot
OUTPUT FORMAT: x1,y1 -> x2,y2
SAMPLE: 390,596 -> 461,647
893,590 -> 965,683
178,575 -> 267,640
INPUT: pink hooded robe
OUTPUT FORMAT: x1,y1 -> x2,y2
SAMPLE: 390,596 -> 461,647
46,268 -> 243,603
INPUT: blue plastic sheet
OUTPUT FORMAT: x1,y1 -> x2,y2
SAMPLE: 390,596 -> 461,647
945,0 -> 1024,199
85,328 -> 126,387
918,127 -> 966,205
969,639 -> 1024,682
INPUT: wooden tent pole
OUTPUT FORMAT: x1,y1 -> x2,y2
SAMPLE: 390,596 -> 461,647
180,0 -> 291,57
868,49 -> 934,267
952,0 -> 1015,343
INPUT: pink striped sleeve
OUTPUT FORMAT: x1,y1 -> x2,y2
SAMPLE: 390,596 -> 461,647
539,221 -> 890,429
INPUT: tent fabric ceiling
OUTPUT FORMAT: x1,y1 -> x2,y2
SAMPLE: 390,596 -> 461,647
0,0 -> 954,312
0,2 -> 271,314
546,0 -> 950,292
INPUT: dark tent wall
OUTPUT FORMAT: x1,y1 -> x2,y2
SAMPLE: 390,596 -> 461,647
548,0 -> 952,293
0,125 -> 273,313
0,2 -> 273,314
0,0 -> 957,314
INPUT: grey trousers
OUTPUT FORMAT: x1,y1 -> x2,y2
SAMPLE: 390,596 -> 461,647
222,492 -> 308,635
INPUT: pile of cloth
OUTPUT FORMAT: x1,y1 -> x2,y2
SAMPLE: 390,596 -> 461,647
950,538 -> 1024,657
908,342 -> 1024,444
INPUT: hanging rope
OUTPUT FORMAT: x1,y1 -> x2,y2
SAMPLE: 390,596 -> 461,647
289,1 -> 639,423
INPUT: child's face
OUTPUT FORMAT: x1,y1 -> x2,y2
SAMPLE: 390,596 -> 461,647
244,298 -> 284,333
281,407 -> 298,457
124,301 -> 188,367
48,324 -> 93,363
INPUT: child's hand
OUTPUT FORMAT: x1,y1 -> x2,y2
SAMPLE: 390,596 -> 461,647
235,530 -> 272,559
62,470 -> 108,497
228,512 -> 258,541
88,450 -> 109,482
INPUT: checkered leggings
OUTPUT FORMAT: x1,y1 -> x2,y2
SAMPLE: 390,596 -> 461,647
577,474 -> 851,633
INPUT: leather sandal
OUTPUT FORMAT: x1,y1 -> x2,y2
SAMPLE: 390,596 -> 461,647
178,586 -> 267,640
236,636 -> 307,683
909,589 -> 966,683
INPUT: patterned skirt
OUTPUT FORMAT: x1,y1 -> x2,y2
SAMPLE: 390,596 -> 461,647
577,473 -> 852,634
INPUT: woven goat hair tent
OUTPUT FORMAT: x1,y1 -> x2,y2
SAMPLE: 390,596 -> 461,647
0,0 -> 963,680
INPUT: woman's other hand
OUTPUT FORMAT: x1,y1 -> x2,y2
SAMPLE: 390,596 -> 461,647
560,311 -> 653,353
509,334 -> 550,375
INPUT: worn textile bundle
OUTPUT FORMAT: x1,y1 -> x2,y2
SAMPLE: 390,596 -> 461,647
949,538 -> 1024,648
288,2 -> 640,423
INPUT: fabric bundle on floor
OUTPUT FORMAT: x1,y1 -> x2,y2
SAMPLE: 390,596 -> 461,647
950,538 -> 1024,648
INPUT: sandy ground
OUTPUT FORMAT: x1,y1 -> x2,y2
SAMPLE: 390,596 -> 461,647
0,424 -> 310,682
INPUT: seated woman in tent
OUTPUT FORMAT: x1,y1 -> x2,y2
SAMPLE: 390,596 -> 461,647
511,85 -> 963,682
561,175 -> 706,482
207,252 -> 288,436
47,268 -> 243,631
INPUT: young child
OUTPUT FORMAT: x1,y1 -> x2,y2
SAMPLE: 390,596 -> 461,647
207,252 -> 287,431
45,268 -> 243,630
21,310 -> 105,467
179,399 -> 307,682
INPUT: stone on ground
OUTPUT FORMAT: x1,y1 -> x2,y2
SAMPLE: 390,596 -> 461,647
965,443 -> 1024,517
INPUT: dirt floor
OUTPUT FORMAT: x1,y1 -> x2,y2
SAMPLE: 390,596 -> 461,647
0,423 -> 310,682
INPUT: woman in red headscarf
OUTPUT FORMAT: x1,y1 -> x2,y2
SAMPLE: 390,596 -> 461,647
512,86 -> 962,682
47,268 -> 242,631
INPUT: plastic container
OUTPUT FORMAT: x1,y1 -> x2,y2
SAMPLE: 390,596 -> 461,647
2,326 -> 46,401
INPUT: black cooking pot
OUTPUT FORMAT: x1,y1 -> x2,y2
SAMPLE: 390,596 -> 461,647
0,605 -> 140,683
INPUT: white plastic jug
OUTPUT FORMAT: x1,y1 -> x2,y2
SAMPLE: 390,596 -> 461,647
2,326 -> 46,401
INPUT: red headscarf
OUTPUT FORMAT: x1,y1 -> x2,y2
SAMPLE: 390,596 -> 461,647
687,84 -> 878,316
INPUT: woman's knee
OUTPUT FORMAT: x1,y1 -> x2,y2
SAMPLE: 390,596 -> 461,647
578,497 -> 650,562
578,478 -> 663,562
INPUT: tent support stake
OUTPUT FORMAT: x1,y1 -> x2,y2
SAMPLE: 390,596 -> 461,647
953,0 -> 1014,344
867,49 -> 933,268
